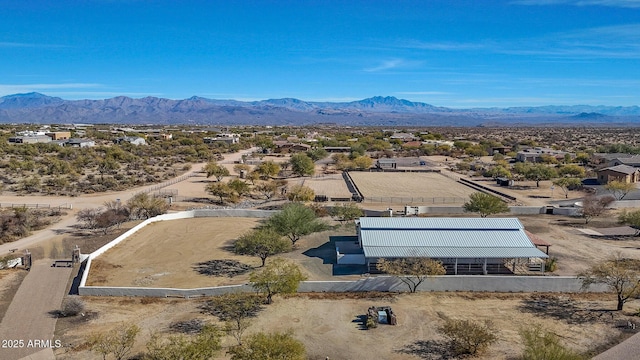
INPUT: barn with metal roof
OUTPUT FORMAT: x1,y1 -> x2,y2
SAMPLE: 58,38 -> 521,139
356,217 -> 549,275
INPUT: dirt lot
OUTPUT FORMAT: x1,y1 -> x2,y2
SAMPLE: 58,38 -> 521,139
349,171 -> 477,202
296,174 -> 353,199
86,218 -> 264,288
53,292 -> 640,360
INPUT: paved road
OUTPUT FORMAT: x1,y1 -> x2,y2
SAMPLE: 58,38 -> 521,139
593,331 -> 640,360
0,260 -> 73,360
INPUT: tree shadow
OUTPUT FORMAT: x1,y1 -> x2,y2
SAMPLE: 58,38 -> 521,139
396,340 -> 455,360
518,294 -> 606,324
192,259 -> 253,277
352,314 -> 369,330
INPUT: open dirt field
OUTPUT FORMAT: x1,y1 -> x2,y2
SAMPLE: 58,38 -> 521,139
53,292 -> 640,360
86,218 -> 262,288
298,174 -> 352,199
349,171 -> 477,202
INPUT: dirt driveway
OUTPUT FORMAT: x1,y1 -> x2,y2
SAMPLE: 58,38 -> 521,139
0,260 -> 73,360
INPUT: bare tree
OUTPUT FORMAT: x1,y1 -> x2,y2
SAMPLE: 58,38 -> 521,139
580,195 -> 615,224
376,257 -> 446,293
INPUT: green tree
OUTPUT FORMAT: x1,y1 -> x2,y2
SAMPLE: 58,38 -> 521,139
256,161 -> 281,179
227,331 -> 305,360
618,209 -> 640,234
463,192 -> 509,218
519,324 -> 584,360
266,203 -> 328,245
439,318 -> 497,356
255,181 -> 278,200
376,258 -> 446,293
289,153 -> 315,177
145,324 -> 221,360
578,254 -> 640,311
552,178 -> 583,199
306,148 -> 328,161
88,323 -> 140,360
351,155 -> 373,170
234,228 -> 291,267
329,203 -> 364,223
206,182 -> 233,203
605,180 -> 637,200
204,161 -> 230,181
201,293 -> 263,345
228,178 -> 250,197
286,184 -> 315,202
249,258 -> 307,304
558,164 -> 585,178
126,193 -> 169,219
524,164 -> 557,187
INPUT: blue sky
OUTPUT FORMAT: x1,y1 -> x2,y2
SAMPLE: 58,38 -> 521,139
1,0 -> 639,108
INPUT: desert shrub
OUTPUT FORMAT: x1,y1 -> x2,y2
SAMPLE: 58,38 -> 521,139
366,317 -> 377,329
520,324 -> 584,360
59,296 -> 85,317
545,257 -> 558,272
439,318 -> 498,356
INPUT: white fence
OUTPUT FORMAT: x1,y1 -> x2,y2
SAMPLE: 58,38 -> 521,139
78,209 -> 609,297
78,209 -> 277,294
79,275 -> 609,297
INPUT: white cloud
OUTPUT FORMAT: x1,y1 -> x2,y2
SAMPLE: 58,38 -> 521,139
363,59 -> 406,72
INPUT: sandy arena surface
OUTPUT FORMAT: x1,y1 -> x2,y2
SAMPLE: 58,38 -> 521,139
298,174 -> 353,199
349,171 -> 477,201
53,292 -> 638,360
86,218 -> 262,288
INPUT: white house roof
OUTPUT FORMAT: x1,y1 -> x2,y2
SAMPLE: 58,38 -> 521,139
358,217 -> 547,259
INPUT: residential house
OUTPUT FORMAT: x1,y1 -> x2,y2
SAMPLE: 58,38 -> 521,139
597,164 -> 640,184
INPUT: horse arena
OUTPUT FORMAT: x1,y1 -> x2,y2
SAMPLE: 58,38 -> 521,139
348,171 -> 477,203
86,217 -> 261,288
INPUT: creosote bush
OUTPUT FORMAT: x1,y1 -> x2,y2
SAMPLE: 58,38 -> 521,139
59,296 -> 85,317
439,318 -> 498,356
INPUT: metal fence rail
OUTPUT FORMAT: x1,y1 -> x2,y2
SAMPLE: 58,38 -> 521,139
0,203 -> 72,209
363,197 -> 467,204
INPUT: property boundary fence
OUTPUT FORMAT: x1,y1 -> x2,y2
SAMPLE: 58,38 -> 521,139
78,275 -> 608,297
78,209 -> 277,296
136,172 -> 200,195
363,197 -> 467,204
0,203 -> 72,210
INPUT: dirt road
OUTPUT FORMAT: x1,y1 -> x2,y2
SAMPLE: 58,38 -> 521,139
0,147 -> 257,257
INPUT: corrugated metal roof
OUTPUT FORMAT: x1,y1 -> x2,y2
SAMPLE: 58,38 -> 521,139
360,229 -> 533,248
358,217 -> 523,230
363,246 -> 548,259
358,217 -> 547,260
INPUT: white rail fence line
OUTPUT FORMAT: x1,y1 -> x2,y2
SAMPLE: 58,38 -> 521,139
78,209 -> 609,297
0,203 -> 72,209
79,275 -> 609,297
78,209 -> 277,293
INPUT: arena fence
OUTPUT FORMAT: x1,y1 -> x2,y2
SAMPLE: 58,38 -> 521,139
78,209 -> 608,297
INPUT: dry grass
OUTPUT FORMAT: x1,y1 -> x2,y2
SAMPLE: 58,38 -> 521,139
53,292 -> 639,360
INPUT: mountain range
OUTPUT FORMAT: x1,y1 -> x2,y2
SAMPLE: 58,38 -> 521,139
1,92 -> 639,126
